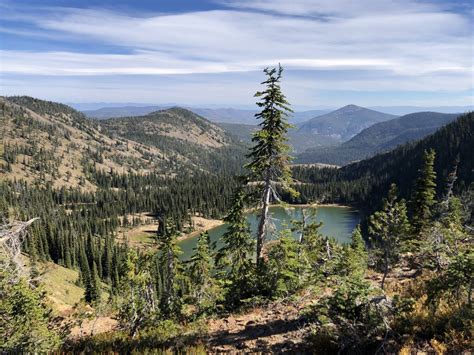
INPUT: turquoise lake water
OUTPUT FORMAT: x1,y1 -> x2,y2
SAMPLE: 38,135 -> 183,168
178,205 -> 359,259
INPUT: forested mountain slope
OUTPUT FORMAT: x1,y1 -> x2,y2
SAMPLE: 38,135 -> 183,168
292,112 -> 474,212
297,112 -> 459,165
83,105 -> 168,119
101,108 -> 247,173
297,104 -> 396,141
1,96 -> 169,191
218,122 -> 339,152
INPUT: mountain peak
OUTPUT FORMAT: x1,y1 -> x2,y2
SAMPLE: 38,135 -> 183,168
340,104 -> 363,110
298,104 -> 396,141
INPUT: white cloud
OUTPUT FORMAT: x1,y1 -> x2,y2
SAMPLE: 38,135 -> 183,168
0,0 -> 472,104
218,0 -> 440,17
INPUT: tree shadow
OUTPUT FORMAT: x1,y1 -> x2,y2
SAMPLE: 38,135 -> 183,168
209,315 -> 310,352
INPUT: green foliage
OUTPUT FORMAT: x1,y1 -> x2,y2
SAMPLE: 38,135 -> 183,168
117,250 -> 159,338
215,188 -> 256,308
337,225 -> 368,278
369,183 -> 411,289
413,149 -> 437,235
307,276 -> 387,353
84,261 -> 101,304
246,65 -> 294,189
246,64 -> 297,265
427,250 -> 473,309
265,232 -> 300,297
155,218 -> 185,318
0,270 -> 60,352
188,232 -> 223,315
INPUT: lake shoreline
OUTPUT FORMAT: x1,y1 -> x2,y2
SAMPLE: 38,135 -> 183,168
178,203 -> 356,242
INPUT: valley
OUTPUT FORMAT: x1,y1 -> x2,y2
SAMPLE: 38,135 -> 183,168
2,1 -> 473,352
1,94 -> 473,353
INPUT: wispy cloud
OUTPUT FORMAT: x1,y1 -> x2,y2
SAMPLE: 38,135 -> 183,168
0,0 -> 472,105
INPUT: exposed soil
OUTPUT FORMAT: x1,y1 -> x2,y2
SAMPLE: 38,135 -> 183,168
206,294 -> 315,353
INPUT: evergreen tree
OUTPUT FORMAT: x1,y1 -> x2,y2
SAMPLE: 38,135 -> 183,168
369,184 -> 411,289
0,270 -> 60,352
412,149 -> 437,235
338,225 -> 368,278
84,261 -> 101,304
117,250 -> 159,338
246,64 -> 296,266
266,231 -> 300,297
156,217 -> 183,317
290,208 -> 324,283
216,188 -> 255,307
188,232 -> 222,314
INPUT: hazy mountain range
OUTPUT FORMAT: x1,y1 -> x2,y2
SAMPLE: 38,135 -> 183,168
296,105 -> 396,141
297,112 -> 460,165
81,105 -> 330,124
78,103 -> 471,122
71,100 -> 471,166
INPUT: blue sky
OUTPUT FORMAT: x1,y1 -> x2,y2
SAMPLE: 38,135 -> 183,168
0,0 -> 472,109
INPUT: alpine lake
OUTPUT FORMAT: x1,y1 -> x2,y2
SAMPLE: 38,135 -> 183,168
178,205 -> 360,260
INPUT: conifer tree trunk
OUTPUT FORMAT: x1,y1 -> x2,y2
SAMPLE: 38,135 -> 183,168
256,173 -> 271,266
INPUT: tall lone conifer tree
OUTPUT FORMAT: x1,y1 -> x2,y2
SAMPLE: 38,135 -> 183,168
413,149 -> 437,234
246,64 -> 296,266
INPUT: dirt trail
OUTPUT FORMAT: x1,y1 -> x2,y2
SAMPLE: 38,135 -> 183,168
207,297 -> 313,353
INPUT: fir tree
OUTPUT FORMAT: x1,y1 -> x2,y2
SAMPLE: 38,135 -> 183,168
246,64 -> 296,267
117,250 -> 158,337
369,184 -> 411,289
216,188 -> 255,307
156,217 -> 183,317
189,232 -> 222,314
412,149 -> 437,234
266,231 -> 300,297
84,261 -> 101,304
338,225 -> 368,278
0,270 -> 60,352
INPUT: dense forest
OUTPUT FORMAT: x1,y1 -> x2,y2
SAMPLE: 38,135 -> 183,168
1,68 -> 473,353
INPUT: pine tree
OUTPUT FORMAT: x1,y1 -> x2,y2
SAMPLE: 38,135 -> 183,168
412,149 -> 437,234
189,232 -> 222,314
118,250 -> 158,338
216,188 -> 255,307
338,225 -> 368,278
156,217 -> 183,317
84,261 -> 101,304
369,184 -> 411,289
246,64 -> 296,267
266,231 -> 300,297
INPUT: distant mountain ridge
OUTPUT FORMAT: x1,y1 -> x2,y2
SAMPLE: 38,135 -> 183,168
297,112 -> 460,165
83,105 -> 330,124
83,105 -> 170,119
297,105 -> 397,141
